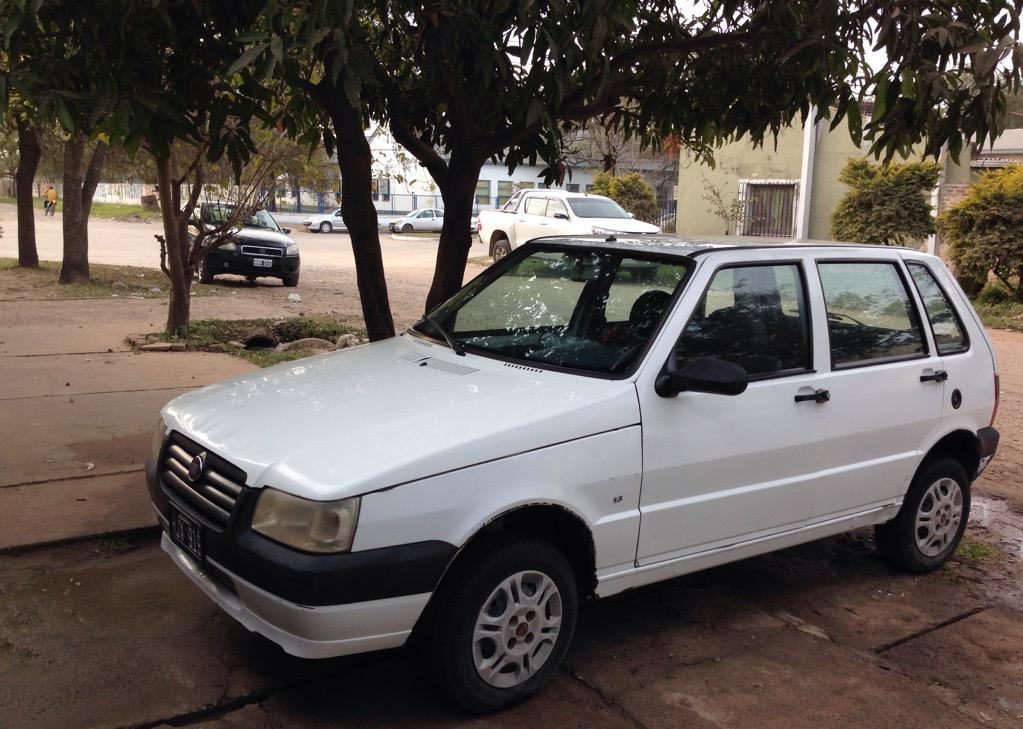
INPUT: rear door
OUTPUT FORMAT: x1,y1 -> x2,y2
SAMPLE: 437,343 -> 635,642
805,255 -> 944,522
516,195 -> 551,243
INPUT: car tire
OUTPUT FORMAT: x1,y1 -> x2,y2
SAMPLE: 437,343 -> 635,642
417,535 -> 578,713
401,223 -> 414,233
875,456 -> 970,573
319,221 -> 332,233
282,272 -> 300,288
198,257 -> 215,284
492,239 -> 511,262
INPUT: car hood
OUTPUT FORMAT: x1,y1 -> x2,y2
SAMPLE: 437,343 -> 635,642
229,227 -> 293,246
583,217 -> 661,234
162,335 -> 640,500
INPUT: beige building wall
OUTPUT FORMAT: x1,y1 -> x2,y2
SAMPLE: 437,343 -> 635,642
676,124 -> 805,237
807,123 -> 867,239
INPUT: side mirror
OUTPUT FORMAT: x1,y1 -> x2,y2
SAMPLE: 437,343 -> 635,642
628,212 -> 636,218
553,212 -> 570,220
655,355 -> 748,398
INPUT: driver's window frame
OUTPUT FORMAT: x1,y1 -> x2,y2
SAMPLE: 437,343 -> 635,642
671,260 -> 815,382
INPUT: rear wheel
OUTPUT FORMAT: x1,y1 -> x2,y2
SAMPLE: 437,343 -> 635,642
198,257 -> 215,284
419,536 -> 578,713
319,221 -> 332,233
876,457 -> 970,573
491,238 -> 511,262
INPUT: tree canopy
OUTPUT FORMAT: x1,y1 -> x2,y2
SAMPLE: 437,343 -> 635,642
941,164 -> 1023,301
830,158 -> 942,245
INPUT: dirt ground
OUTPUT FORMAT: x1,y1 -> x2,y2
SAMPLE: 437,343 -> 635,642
1,207 -> 1023,728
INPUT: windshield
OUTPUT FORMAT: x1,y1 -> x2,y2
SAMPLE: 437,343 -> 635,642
412,247 -> 690,375
566,197 -> 631,219
243,210 -> 281,231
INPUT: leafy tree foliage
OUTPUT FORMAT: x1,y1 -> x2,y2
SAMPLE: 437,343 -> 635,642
591,171 -> 659,224
941,164 -> 1023,301
830,159 -> 941,245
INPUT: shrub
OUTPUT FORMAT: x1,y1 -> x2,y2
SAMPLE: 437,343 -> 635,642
975,282 -> 1013,306
940,164 -> 1023,303
830,158 -> 940,245
590,171 -> 660,224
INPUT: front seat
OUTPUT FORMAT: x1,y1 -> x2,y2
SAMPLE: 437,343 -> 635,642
628,290 -> 673,340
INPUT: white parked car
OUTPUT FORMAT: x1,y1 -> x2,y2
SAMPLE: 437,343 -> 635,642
390,207 -> 445,233
149,236 -> 999,712
477,189 -> 661,261
304,208 -> 347,234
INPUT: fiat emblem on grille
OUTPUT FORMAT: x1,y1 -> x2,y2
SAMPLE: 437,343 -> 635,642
187,452 -> 206,482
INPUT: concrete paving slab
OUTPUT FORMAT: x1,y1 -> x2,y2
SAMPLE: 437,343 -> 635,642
0,471 -> 155,550
0,539 -> 331,729
882,605 -> 1023,728
0,351 -> 253,400
0,388 -> 190,487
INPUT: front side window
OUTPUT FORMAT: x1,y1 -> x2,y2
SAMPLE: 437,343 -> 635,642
818,261 -> 925,367
907,262 -> 969,354
676,264 -> 811,377
546,198 -> 569,219
416,248 -> 690,375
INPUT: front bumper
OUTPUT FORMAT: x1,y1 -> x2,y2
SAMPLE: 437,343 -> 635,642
146,447 -> 455,658
207,249 -> 299,278
160,532 -> 430,658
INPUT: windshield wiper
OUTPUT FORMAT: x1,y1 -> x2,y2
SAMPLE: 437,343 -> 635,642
417,315 -> 465,356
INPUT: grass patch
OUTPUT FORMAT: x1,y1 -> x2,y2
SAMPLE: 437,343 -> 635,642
0,258 -> 223,299
974,301 -> 1023,333
954,538 -> 997,563
467,255 -> 493,267
0,196 -> 160,219
136,315 -> 365,367
390,230 -> 440,238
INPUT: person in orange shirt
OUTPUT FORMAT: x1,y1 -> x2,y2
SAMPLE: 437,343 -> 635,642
43,186 -> 57,216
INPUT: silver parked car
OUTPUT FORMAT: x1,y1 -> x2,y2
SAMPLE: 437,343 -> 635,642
389,208 -> 444,233
304,208 -> 347,233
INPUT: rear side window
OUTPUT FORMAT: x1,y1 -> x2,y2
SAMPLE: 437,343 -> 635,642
906,262 -> 969,355
524,197 -> 547,216
676,263 -> 811,377
817,262 -> 926,367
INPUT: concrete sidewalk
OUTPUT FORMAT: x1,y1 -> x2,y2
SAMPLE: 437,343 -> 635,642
0,298 -> 253,550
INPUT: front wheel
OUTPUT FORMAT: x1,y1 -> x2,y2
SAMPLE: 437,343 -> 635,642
876,456 -> 970,573
319,221 -> 332,233
421,536 -> 578,713
281,272 -> 299,287
401,223 -> 414,233
197,257 -> 215,284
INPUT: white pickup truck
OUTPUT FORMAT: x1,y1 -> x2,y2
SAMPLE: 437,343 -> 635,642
477,189 -> 660,261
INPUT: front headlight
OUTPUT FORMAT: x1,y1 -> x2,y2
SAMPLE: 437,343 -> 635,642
591,226 -> 619,235
152,418 -> 167,459
285,242 -> 300,256
220,241 -> 237,252
251,488 -> 360,553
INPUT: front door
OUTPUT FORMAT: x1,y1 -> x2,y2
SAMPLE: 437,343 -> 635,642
637,260 -> 827,564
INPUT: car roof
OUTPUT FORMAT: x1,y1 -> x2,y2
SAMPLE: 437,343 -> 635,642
526,234 -> 935,260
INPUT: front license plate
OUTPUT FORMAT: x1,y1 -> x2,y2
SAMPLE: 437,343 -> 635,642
169,507 -> 203,562
253,258 -> 274,268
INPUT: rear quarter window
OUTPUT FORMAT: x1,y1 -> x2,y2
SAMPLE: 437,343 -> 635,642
906,262 -> 969,355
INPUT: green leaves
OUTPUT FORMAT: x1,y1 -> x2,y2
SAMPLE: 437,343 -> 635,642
832,158 -> 941,245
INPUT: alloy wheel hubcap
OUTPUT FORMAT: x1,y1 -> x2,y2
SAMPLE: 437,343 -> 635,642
915,477 -> 964,557
473,570 -> 562,688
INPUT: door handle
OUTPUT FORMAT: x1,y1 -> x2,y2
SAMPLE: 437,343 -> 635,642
794,388 -> 830,404
920,370 -> 949,383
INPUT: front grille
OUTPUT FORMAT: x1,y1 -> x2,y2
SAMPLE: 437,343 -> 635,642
240,245 -> 283,258
161,432 -> 247,528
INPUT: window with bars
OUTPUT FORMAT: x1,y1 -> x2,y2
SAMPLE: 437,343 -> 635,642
497,180 -> 515,205
475,180 -> 491,205
737,181 -> 798,237
371,177 -> 391,202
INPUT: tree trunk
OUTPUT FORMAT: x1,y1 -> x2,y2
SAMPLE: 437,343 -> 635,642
320,87 -> 396,341
14,119 -> 41,268
426,154 -> 483,312
156,154 -> 192,335
59,135 -> 89,283
58,135 -> 108,284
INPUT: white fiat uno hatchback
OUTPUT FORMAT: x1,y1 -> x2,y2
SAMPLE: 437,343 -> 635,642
148,236 -> 1000,711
